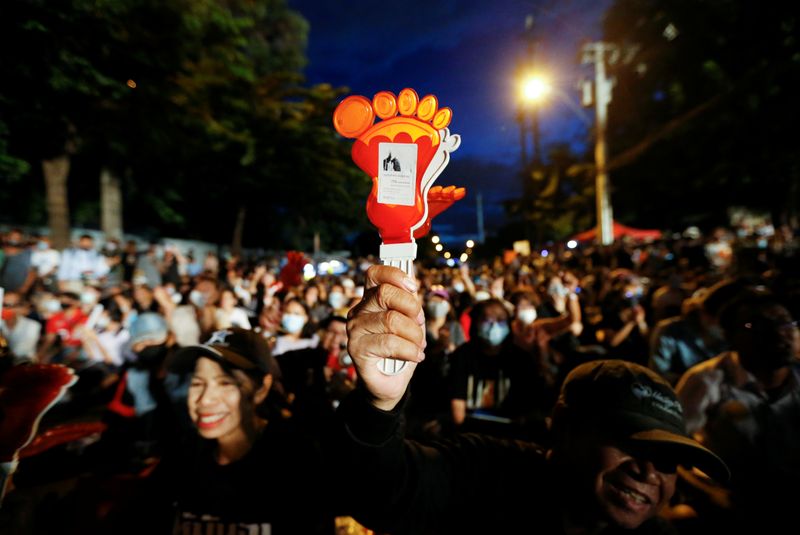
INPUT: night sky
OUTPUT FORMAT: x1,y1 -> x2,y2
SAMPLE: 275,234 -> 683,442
289,0 -> 612,242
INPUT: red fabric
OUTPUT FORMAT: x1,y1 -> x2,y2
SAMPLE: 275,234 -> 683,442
18,422 -> 107,459
279,251 -> 307,288
571,221 -> 662,242
107,373 -> 136,419
459,308 -> 472,343
326,352 -> 356,381
45,309 -> 88,347
0,364 -> 76,462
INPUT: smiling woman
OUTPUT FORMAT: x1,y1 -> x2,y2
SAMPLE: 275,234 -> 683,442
129,328 -> 336,534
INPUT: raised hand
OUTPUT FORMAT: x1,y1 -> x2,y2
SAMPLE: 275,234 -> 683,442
346,265 -> 426,410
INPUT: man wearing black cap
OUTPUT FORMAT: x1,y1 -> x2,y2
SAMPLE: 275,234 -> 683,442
333,265 -> 729,534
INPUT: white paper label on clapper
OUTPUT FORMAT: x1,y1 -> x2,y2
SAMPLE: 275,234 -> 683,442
377,142 -> 417,206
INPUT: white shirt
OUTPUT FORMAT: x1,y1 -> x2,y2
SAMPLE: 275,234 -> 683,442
214,307 -> 252,330
57,247 -> 109,282
0,316 -> 42,361
31,248 -> 61,277
85,328 -> 130,367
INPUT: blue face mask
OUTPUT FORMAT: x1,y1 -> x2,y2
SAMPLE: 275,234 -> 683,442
329,292 -> 347,310
281,313 -> 306,334
479,320 -> 509,347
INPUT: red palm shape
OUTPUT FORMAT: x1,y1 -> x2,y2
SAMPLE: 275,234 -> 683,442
413,185 -> 467,239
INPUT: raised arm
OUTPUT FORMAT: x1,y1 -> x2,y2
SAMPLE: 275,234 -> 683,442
346,265 -> 426,410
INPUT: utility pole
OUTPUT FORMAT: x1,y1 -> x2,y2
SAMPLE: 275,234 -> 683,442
582,42 -> 615,246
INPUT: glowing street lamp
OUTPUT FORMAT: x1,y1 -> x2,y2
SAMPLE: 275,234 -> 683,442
518,72 -> 552,169
466,239 -> 475,248
459,253 -> 468,262
520,74 -> 551,103
431,235 -> 440,244
444,251 -> 451,259
435,243 -> 443,252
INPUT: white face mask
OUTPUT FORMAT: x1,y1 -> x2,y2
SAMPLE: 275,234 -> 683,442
189,290 -> 207,308
96,315 -> 111,330
44,298 -> 62,313
517,307 -> 537,325
427,300 -> 450,319
475,291 -> 491,302
281,313 -> 306,334
452,282 -> 465,293
80,292 -> 98,306
329,291 -> 346,309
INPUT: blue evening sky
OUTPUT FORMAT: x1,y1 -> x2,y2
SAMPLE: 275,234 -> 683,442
289,0 -> 612,241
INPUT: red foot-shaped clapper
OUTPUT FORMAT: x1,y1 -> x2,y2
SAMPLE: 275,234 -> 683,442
333,88 -> 461,245
0,364 -> 77,502
413,185 -> 467,239
334,89 -> 462,376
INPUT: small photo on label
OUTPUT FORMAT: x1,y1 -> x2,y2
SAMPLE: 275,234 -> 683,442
377,142 -> 417,206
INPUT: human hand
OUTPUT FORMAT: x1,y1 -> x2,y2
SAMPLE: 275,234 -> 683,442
347,266 -> 425,411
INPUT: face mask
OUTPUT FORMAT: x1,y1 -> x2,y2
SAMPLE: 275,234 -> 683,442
517,308 -> 537,325
548,283 -> 569,297
427,300 -> 450,319
44,299 -> 63,313
475,291 -> 491,302
453,282 -> 465,294
80,292 -> 98,306
96,315 -> 111,330
37,241 -> 49,250
329,292 -> 346,309
281,313 -> 306,334
479,321 -> 509,347
171,292 -> 183,304
189,290 -> 207,308
492,289 -> 505,300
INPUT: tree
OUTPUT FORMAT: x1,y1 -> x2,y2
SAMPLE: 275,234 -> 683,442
505,143 -> 594,245
2,0 -> 369,251
602,0 -> 800,229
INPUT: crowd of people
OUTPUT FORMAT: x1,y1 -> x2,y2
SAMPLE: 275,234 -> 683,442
0,224 -> 797,533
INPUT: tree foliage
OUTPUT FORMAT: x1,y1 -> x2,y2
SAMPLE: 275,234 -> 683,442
0,0 -> 369,250
602,0 -> 800,228
505,143 -> 595,244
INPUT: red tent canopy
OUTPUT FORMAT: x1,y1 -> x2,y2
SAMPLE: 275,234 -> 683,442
571,221 -> 662,242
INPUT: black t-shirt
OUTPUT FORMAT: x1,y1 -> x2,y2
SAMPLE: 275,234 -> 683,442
448,340 -> 546,420
156,422 -> 335,534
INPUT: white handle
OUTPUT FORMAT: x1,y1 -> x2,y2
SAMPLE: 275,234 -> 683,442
377,252 -> 416,375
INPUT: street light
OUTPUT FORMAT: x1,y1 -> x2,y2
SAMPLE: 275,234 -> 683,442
520,74 -> 551,103
435,244 -> 443,252
444,251 -> 451,259
431,235 -> 440,244
466,239 -> 475,249
518,73 -> 551,166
